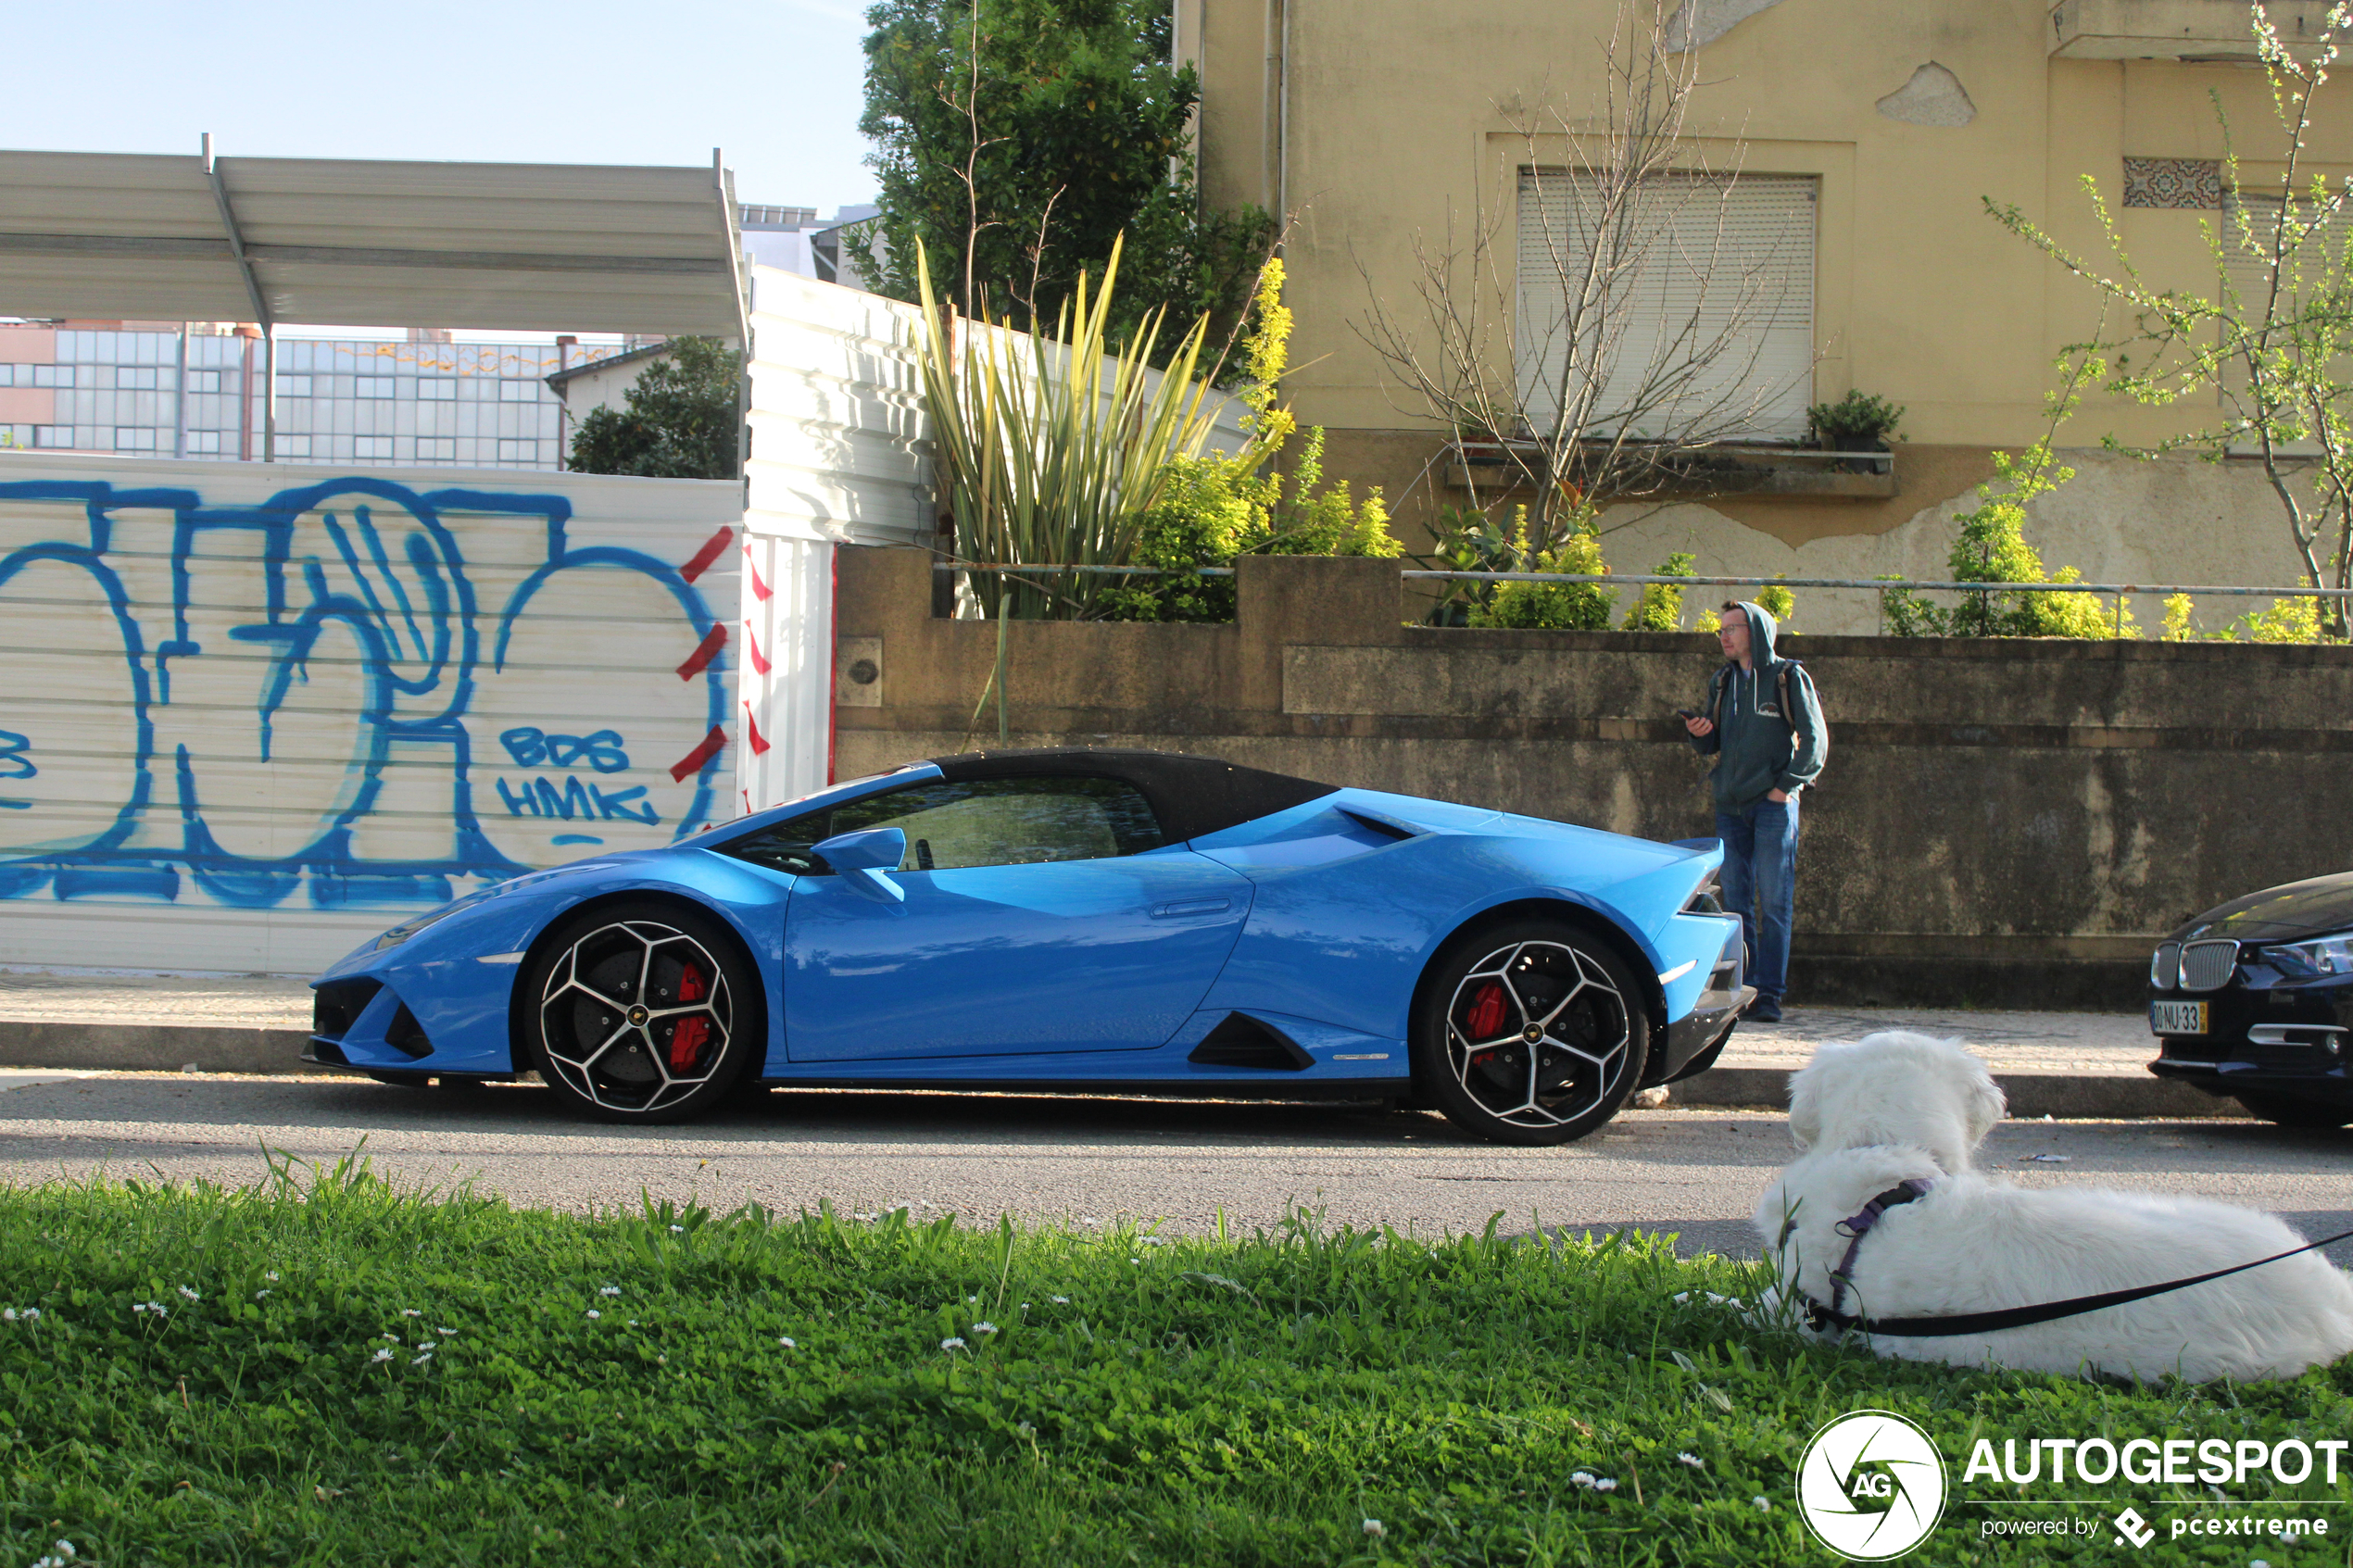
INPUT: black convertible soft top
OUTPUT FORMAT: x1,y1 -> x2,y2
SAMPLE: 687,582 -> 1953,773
928,748 -> 1336,844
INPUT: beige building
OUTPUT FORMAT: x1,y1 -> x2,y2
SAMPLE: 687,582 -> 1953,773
1178,0 -> 2351,631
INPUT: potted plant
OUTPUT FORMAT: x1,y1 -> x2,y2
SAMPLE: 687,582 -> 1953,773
1806,391 -> 1906,471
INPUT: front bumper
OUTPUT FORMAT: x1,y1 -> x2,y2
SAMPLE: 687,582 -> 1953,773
2145,967 -> 2353,1101
1647,919 -> 1752,1085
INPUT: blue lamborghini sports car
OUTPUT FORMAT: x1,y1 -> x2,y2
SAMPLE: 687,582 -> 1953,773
305,749 -> 1754,1145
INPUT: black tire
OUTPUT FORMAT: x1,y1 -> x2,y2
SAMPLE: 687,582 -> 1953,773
1410,917 -> 1652,1147
520,899 -> 762,1124
2234,1092 -> 2353,1130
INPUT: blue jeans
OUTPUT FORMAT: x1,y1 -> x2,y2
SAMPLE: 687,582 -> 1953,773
1716,796 -> 1800,1003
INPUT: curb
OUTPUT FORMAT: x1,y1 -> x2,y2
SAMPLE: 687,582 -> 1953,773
0,1022 -> 312,1075
1665,1065 -> 2246,1119
0,1019 -> 2255,1115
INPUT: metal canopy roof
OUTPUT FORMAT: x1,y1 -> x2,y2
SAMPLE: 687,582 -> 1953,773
0,145 -> 747,338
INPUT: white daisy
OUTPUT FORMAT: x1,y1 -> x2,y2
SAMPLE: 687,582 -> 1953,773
940,1336 -> 967,1351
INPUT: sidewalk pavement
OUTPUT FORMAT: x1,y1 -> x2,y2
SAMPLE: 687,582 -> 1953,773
0,967 -> 2221,1119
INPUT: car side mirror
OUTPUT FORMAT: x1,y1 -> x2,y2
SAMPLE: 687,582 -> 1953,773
813,826 -> 906,904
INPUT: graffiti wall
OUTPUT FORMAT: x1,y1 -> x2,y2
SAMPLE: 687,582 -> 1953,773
0,455 -> 741,972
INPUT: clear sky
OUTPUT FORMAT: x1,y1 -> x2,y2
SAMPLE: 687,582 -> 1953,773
8,0 -> 880,218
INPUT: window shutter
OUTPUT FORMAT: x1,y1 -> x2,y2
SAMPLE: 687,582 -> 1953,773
2218,194 -> 2353,454
1516,170 -> 1817,443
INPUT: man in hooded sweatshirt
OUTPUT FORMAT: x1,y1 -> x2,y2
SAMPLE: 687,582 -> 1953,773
1681,600 -> 1826,1023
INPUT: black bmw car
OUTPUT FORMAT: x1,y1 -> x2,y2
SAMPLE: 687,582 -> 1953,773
2148,872 -> 2353,1126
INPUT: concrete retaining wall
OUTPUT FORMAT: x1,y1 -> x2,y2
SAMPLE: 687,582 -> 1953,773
833,546 -> 2353,1006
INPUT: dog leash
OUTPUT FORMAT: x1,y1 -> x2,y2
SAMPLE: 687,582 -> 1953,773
1799,1184 -> 2353,1338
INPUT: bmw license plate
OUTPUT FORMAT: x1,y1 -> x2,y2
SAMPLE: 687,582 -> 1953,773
2150,999 -> 2208,1035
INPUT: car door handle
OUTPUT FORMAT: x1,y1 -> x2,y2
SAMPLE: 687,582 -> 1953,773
1150,897 -> 1232,920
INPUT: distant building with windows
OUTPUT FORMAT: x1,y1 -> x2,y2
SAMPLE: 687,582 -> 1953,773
0,196 -> 862,471
0,321 -> 614,470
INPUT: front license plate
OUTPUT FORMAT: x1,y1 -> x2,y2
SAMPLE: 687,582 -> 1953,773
2150,999 -> 2208,1035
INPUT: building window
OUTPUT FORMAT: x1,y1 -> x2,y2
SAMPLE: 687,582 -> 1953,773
31,366 -> 73,388
354,435 -> 393,460
117,367 -> 159,390
497,439 -> 537,462
498,381 -> 539,402
187,431 -> 222,454
274,433 -> 312,458
418,378 -> 456,401
354,376 -> 396,399
1515,170 -> 1818,442
32,426 -> 76,447
114,427 -> 157,450
185,370 -> 222,395
275,375 -> 312,398
0,425 -> 28,449
416,437 -> 457,460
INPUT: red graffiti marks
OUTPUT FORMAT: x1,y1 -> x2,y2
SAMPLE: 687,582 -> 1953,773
743,624 -> 772,675
679,526 -> 734,583
676,624 -> 727,681
745,549 -> 773,602
668,726 -> 727,783
743,703 -> 772,756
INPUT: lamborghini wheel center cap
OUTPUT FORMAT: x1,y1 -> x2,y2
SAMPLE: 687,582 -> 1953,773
627,1005 -> 649,1027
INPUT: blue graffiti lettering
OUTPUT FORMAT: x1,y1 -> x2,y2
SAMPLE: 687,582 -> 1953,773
499,725 -> 630,773
593,784 -> 657,824
533,776 -> 597,821
0,474 -> 728,911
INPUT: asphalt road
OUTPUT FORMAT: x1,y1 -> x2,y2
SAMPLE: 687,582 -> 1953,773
6,1071 -> 2353,1262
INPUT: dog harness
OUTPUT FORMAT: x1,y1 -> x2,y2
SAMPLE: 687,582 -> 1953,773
1803,1178 -> 1931,1332
1794,1180 -> 2353,1338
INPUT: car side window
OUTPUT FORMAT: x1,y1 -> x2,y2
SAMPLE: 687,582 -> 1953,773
720,775 -> 1164,875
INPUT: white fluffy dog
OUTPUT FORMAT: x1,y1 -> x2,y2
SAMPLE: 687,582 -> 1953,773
1752,1031 -> 2353,1382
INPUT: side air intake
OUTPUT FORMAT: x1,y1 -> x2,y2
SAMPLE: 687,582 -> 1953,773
1188,1012 -> 1314,1072
384,1002 -> 433,1060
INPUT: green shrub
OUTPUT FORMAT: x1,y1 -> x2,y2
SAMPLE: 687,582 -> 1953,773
1944,443 -> 2133,639
1623,552 -> 1698,631
1470,506 -> 1616,630
1101,262 -> 1397,622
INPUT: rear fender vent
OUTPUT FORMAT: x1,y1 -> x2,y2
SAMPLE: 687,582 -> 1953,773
1339,809 -> 1416,843
312,978 -> 383,1039
1188,1012 -> 1314,1072
384,1002 -> 433,1060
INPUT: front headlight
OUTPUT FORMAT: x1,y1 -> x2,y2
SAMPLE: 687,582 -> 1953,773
371,887 -> 500,950
2267,931 -> 2353,977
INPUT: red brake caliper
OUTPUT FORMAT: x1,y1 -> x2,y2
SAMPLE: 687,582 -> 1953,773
1464,980 -> 1509,1042
668,962 -> 711,1071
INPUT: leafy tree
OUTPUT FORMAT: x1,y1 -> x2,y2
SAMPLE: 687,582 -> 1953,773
1989,2 -> 2347,637
566,337 -> 742,481
860,0 -> 1275,351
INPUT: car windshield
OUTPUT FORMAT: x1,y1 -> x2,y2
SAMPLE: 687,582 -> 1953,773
720,775 -> 1165,875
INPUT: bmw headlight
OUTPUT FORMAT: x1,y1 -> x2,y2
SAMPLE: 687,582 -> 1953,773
2267,931 -> 2353,977
371,887 -> 501,950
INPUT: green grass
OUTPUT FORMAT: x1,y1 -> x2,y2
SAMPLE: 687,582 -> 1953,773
5,1155 -> 2351,1566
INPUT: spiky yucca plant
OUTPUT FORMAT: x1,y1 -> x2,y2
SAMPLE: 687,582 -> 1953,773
917,235 -> 1222,619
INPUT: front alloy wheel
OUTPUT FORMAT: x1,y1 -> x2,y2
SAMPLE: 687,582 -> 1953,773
1412,919 -> 1650,1146
527,902 -> 757,1123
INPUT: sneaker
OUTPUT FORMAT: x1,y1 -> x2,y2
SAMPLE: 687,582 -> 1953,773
1747,997 -> 1783,1024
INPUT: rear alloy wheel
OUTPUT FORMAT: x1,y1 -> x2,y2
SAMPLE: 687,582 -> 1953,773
1411,920 -> 1651,1147
2233,1092 -> 2353,1131
524,901 -> 760,1123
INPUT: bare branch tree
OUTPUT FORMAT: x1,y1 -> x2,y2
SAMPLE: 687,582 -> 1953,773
1353,0 -> 1814,553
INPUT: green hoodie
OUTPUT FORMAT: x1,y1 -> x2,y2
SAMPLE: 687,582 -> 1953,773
1688,600 -> 1828,813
